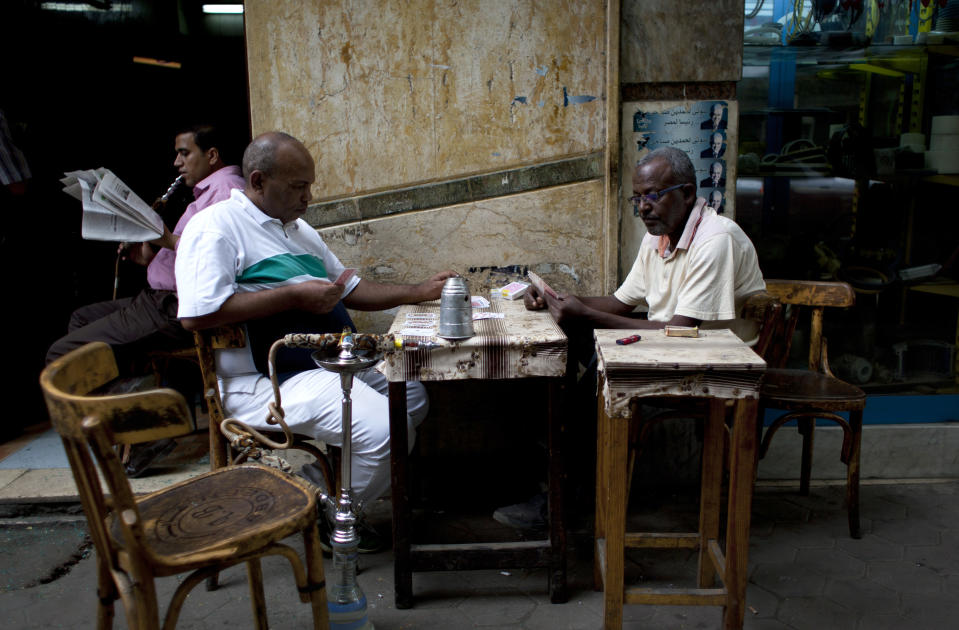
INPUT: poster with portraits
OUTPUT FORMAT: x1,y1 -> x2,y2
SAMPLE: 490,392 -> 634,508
618,100 -> 738,278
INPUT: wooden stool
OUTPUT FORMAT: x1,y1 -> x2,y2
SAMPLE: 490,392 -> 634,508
593,329 -> 765,630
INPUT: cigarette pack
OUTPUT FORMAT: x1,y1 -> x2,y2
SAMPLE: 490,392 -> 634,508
498,281 -> 529,300
665,325 -> 699,338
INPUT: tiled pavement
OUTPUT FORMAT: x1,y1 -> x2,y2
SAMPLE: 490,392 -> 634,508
2,474 -> 958,629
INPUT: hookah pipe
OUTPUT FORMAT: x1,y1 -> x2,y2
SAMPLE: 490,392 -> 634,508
219,330 -> 438,467
218,329 -> 440,628
112,175 -> 184,300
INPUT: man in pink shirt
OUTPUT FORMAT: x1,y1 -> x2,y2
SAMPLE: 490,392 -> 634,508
47,125 -> 245,367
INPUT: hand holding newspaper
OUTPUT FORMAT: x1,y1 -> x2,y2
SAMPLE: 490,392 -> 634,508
60,168 -> 164,242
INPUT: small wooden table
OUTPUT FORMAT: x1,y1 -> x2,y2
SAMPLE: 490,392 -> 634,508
593,328 -> 766,630
379,296 -> 568,608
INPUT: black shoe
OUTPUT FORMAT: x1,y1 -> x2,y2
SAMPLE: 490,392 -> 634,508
493,492 -> 548,531
124,438 -> 177,478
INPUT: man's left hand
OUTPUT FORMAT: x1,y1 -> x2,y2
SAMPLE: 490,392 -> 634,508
544,292 -> 589,326
414,270 -> 458,302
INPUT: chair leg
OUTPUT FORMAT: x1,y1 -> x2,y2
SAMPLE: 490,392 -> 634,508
845,409 -> 863,539
95,558 -> 116,630
798,418 -> 815,495
246,558 -> 269,630
303,521 -> 331,629
128,572 -> 161,630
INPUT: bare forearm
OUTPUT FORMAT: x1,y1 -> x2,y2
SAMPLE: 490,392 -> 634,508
561,295 -> 699,329
343,279 -> 429,311
581,310 -> 699,329
180,287 -> 301,331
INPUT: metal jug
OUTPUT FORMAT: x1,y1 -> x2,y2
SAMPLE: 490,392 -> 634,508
437,276 -> 474,339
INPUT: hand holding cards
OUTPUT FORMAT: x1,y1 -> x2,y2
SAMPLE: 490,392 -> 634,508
527,271 -> 559,299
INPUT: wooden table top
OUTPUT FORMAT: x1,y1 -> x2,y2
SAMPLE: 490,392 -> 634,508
378,294 -> 567,382
595,329 -> 766,418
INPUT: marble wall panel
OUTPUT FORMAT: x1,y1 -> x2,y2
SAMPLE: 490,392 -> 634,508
317,179 -> 606,332
621,0 -> 745,83
245,0 -> 606,201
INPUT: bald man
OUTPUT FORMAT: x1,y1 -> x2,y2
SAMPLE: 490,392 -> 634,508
175,132 -> 454,530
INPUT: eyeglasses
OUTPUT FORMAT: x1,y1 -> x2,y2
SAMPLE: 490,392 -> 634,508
628,183 -> 686,207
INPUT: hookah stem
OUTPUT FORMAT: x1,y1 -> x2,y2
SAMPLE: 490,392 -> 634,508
339,371 -> 353,493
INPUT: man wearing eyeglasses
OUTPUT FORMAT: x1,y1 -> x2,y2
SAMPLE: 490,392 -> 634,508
525,146 -> 763,341
497,147 -> 765,532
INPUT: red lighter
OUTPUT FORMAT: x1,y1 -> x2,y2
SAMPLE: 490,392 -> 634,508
616,334 -> 641,345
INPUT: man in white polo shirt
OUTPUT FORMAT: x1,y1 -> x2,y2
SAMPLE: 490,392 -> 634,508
175,132 -> 454,531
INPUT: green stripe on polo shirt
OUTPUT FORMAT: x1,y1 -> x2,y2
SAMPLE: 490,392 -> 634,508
237,253 -> 328,285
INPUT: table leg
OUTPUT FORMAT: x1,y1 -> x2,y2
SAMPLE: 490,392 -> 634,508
593,377 -> 608,592
722,398 -> 758,630
547,379 -> 568,603
600,401 -> 628,630
388,381 -> 413,609
698,398 -> 726,588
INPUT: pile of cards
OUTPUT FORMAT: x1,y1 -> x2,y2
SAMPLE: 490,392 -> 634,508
498,282 -> 529,300
400,312 -> 437,337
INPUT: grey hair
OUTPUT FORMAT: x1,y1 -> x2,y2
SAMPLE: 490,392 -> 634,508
637,146 -> 695,187
242,131 -> 300,179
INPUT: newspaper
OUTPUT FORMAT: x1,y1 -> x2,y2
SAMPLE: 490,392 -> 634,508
60,168 -> 163,242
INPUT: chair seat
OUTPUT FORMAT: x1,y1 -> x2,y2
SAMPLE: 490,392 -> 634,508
761,368 -> 866,410
112,465 -> 315,567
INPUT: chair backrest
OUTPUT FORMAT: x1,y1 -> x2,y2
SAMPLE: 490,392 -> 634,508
763,279 -> 856,372
741,289 -> 782,361
39,342 -> 194,576
193,325 -> 247,469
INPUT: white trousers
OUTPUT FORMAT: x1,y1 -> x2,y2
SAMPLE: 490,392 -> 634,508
222,368 -> 427,507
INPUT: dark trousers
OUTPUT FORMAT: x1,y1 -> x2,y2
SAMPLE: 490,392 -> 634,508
45,289 -> 192,371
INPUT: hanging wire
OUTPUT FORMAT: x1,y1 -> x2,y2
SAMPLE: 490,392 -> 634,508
747,0 -> 767,19
785,0 -> 816,40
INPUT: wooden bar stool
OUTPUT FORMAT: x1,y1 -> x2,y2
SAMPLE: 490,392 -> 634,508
593,329 -> 765,630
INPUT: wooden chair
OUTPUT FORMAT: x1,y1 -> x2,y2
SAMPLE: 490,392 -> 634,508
193,326 -> 339,494
758,279 -> 865,538
40,341 -> 330,630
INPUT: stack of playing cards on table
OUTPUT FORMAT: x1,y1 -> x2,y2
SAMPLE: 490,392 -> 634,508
498,282 -> 529,300
400,312 -> 437,337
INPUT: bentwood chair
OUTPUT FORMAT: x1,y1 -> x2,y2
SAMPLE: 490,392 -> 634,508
758,279 -> 865,538
40,341 -> 330,630
192,326 -> 339,495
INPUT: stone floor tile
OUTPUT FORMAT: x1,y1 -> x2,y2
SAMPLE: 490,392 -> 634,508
642,605 -> 724,629
765,521 -> 840,550
795,548 -> 867,579
836,532 -> 905,562
900,591 -> 959,627
522,598 -> 606,630
748,537 -> 798,567
855,612 -> 911,630
455,592 -> 538,627
743,618 -> 793,630
867,560 -> 944,595
859,493 -> 910,521
778,595 -> 859,630
904,541 -> 959,577
744,583 -> 781,618
751,561 -> 828,598
871,517 -> 942,547
823,576 -> 900,615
